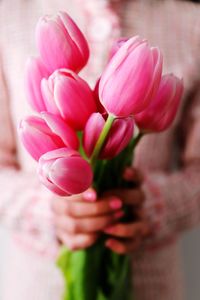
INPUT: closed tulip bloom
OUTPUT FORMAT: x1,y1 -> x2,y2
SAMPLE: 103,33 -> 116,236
38,148 -> 93,196
93,79 -> 106,114
19,113 -> 79,161
83,113 -> 134,159
99,36 -> 163,117
41,69 -> 96,130
135,74 -> 183,132
36,11 -> 89,73
25,57 -> 50,112
109,37 -> 128,59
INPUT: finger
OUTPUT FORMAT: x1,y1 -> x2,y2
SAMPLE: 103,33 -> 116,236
57,231 -> 98,251
54,210 -> 124,234
105,235 -> 142,254
123,167 -> 143,184
52,189 -> 98,215
69,188 -> 97,202
103,188 -> 145,206
54,197 -> 123,218
104,221 -> 149,238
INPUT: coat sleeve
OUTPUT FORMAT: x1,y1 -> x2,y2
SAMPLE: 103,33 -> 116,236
142,82 -> 200,244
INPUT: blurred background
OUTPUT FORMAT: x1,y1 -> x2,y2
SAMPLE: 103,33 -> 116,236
0,0 -> 200,300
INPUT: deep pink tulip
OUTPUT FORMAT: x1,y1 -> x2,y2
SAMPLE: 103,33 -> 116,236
19,113 -> 79,161
135,74 -> 183,132
25,57 -> 50,112
36,11 -> 89,73
83,113 -> 134,159
38,148 -> 93,196
93,79 -> 106,114
99,36 -> 163,117
41,69 -> 96,130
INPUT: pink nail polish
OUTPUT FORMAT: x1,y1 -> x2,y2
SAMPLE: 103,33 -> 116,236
83,189 -> 97,202
105,240 -> 113,248
104,226 -> 115,234
114,210 -> 124,219
109,198 -> 122,210
123,168 -> 134,180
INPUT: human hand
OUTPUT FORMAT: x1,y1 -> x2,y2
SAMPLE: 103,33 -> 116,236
103,167 -> 150,254
52,189 -> 124,251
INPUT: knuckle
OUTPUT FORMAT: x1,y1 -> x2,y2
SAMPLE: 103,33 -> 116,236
89,204 -> 99,215
118,244 -> 127,254
67,218 -> 79,234
66,240 -> 78,251
119,225 -> 128,236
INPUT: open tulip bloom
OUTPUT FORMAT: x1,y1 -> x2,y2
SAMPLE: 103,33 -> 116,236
20,11 -> 183,300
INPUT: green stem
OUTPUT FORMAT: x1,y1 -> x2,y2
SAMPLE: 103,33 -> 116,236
129,131 -> 144,149
90,114 -> 115,166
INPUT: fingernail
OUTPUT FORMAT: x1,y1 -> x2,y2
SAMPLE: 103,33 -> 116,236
123,168 -> 134,180
109,198 -> 122,210
114,210 -> 124,219
104,226 -> 115,234
83,189 -> 97,202
105,239 -> 114,248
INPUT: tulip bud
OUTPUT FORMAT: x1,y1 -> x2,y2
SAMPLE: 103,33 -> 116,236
135,74 -> 183,132
19,113 -> 79,161
99,36 -> 163,117
109,37 -> 128,59
41,69 -> 96,130
83,113 -> 134,159
25,57 -> 50,112
93,79 -> 106,114
36,11 -> 89,73
38,148 -> 93,196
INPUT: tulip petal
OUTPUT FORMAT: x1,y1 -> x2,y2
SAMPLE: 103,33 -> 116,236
41,112 -> 79,150
101,117 -> 134,159
38,159 -> 68,196
19,119 -> 61,161
40,147 -> 78,161
83,113 -> 105,157
54,70 -> 96,130
25,57 -> 50,112
36,18 -> 74,72
58,11 -> 89,68
49,156 -> 93,194
41,78 -> 60,115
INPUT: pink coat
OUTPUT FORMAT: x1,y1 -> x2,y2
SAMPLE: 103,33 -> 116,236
0,0 -> 200,299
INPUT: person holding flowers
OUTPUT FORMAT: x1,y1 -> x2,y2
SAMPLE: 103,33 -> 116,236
0,1 -> 200,300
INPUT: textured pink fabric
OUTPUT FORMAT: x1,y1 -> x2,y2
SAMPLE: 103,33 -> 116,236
0,0 -> 200,300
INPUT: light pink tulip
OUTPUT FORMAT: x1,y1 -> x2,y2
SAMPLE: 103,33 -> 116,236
19,113 -> 79,161
41,69 -> 96,130
99,36 -> 163,117
109,37 -> 128,59
38,148 -> 93,196
25,57 -> 50,112
36,11 -> 89,73
135,74 -> 183,132
83,113 -> 134,159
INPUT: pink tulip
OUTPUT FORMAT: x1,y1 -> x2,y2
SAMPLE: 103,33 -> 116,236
83,113 -> 134,159
38,148 -> 93,196
93,79 -> 106,114
99,36 -> 163,117
41,69 -> 96,130
36,11 -> 89,73
19,113 -> 79,161
135,74 -> 183,132
109,37 -> 128,59
25,57 -> 50,112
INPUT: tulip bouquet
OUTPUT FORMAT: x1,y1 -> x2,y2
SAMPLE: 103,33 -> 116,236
19,11 -> 183,300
